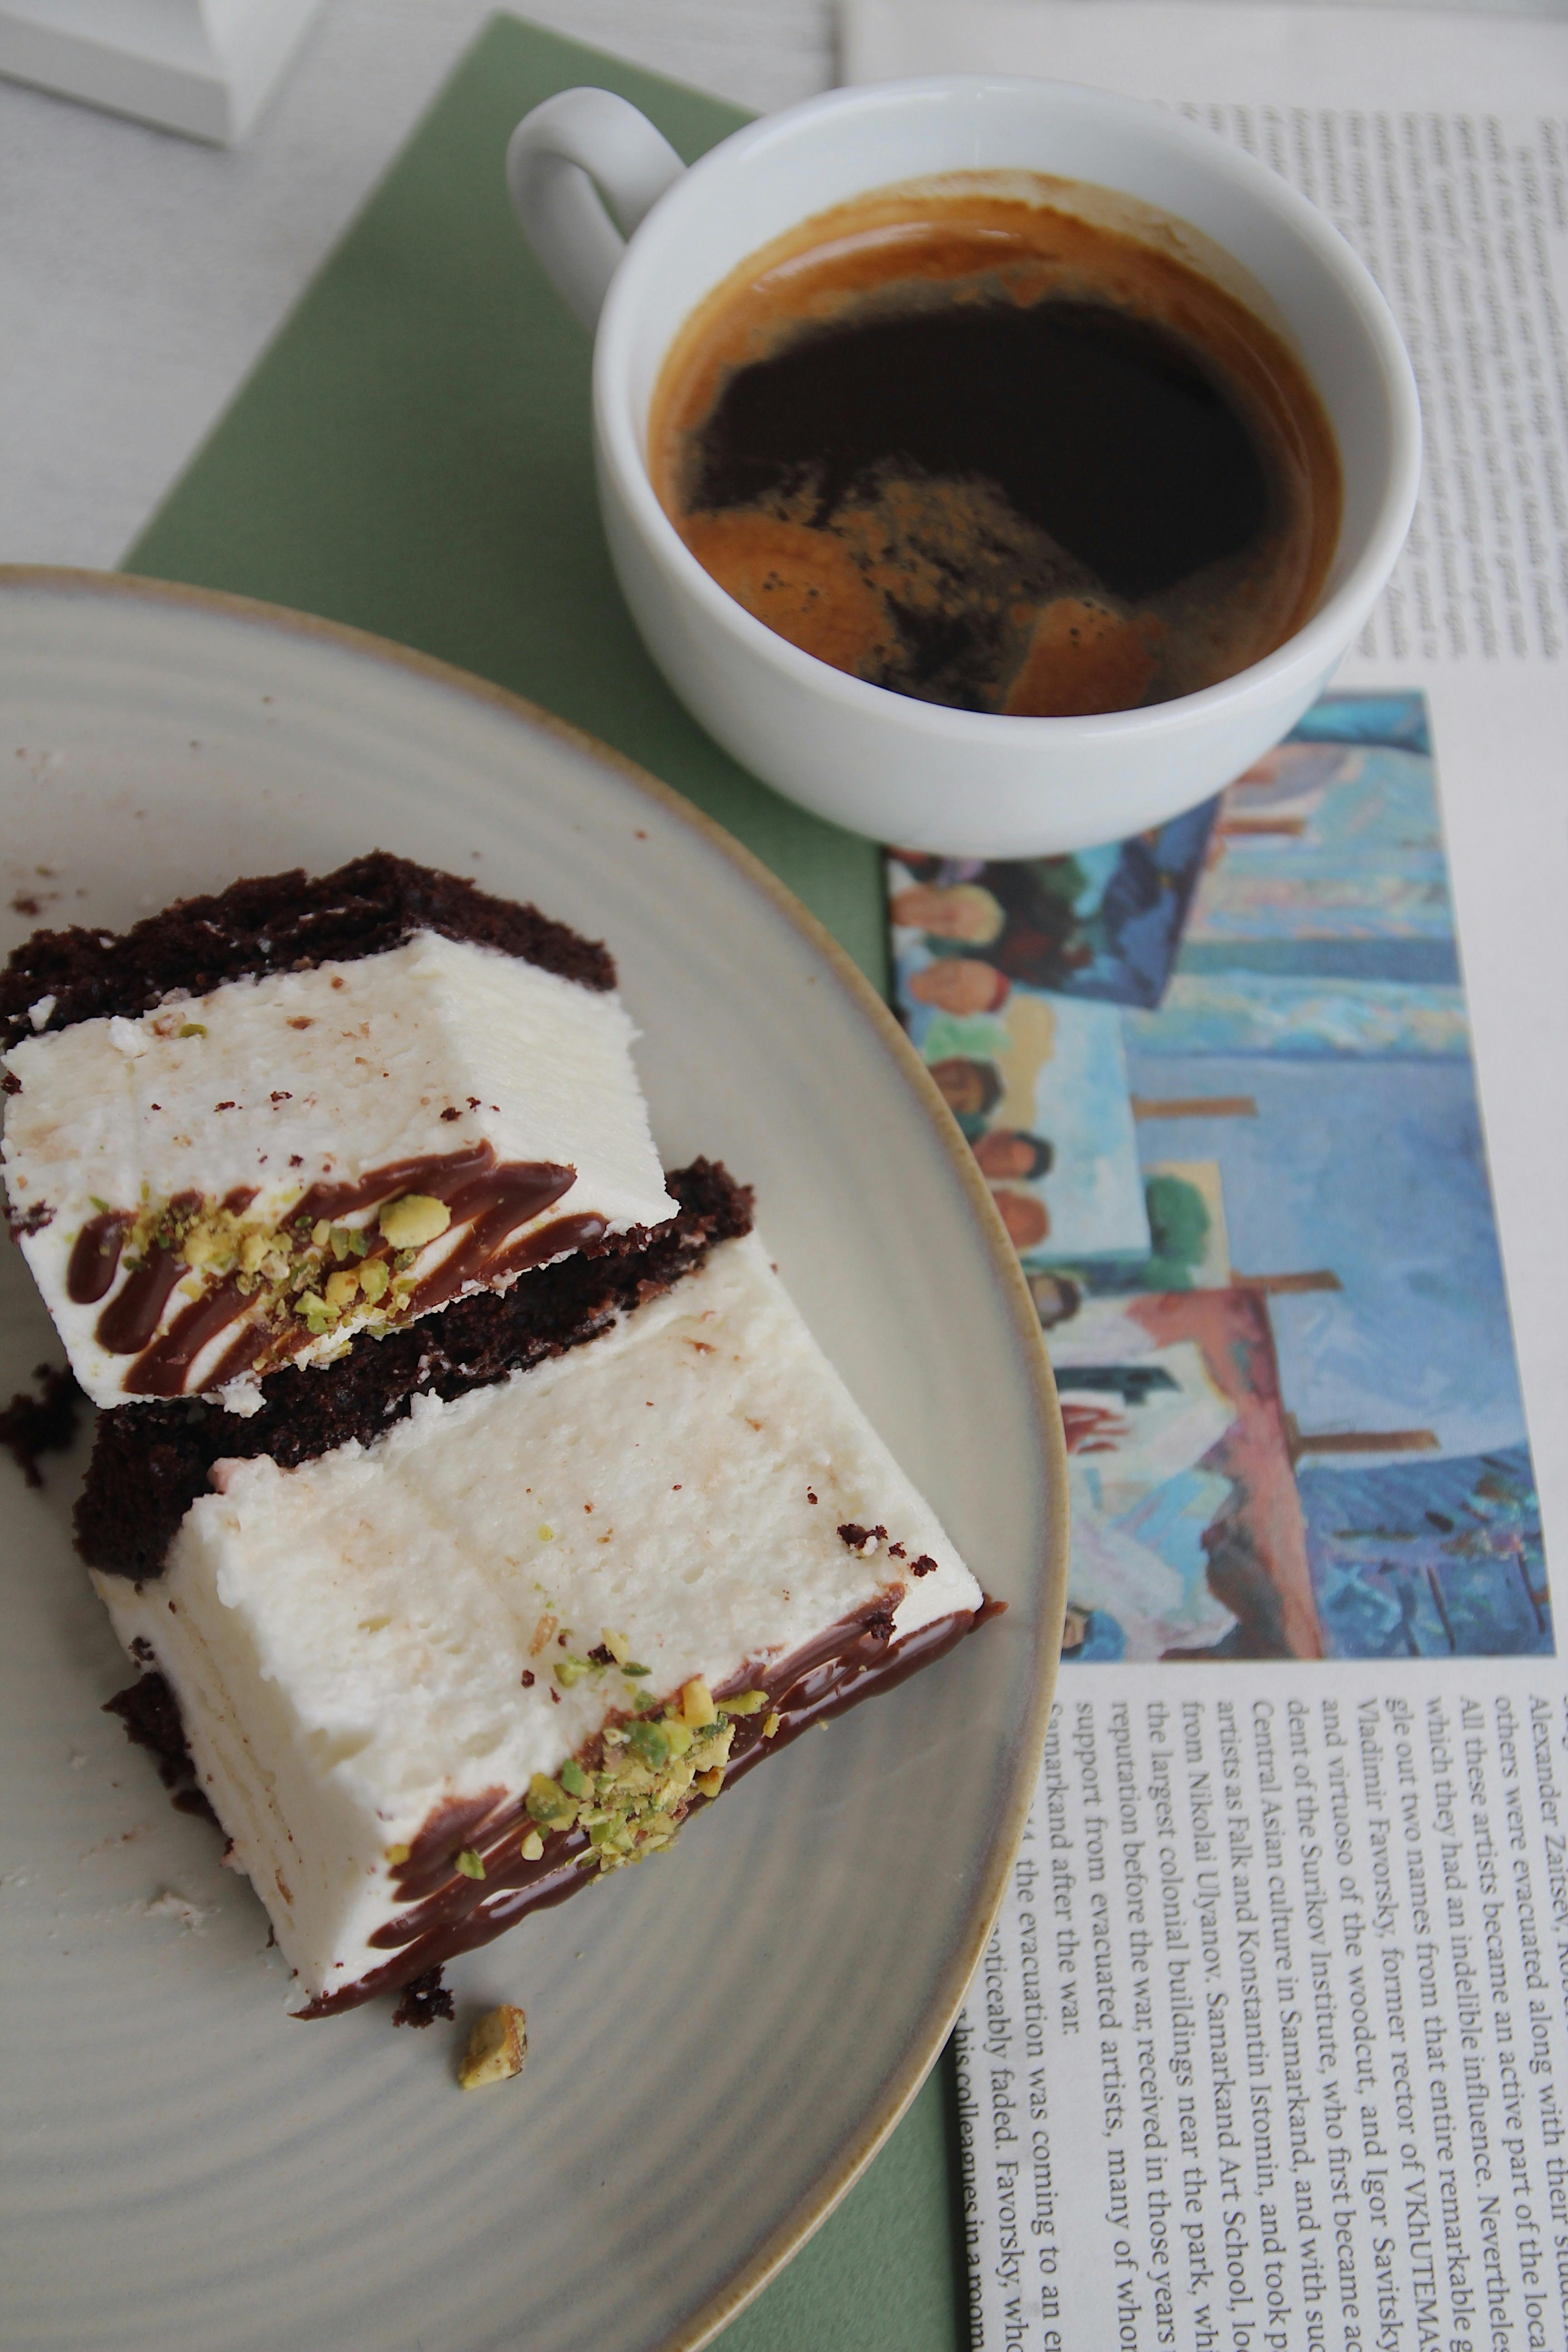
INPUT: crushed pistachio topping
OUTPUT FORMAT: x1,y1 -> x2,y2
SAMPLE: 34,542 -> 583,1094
601,1627 -> 631,1665
763,1711 -> 782,1740
455,1847 -> 486,1881
378,1192 -> 451,1250
93,1176 -> 474,1357
458,2004 -> 528,2091
385,1842 -> 411,1867
177,1023 -> 206,1039
358,1257 -> 391,1304
720,1689 -> 766,1716
522,1695 -> 740,1887
681,1677 -> 716,1727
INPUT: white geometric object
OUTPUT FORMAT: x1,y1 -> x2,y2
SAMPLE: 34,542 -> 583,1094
0,0 -> 324,144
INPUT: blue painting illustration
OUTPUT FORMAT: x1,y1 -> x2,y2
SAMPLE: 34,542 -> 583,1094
888,793 -> 1218,1011
887,691 -> 1547,1661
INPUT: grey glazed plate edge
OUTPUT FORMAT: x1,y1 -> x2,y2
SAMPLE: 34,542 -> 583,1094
0,567 -> 1067,2352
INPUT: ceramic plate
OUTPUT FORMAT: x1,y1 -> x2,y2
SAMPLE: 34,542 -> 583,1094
0,569 -> 1066,2352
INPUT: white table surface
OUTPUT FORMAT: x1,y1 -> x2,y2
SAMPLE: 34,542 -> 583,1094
5,0 -> 1563,574
0,0 -> 838,570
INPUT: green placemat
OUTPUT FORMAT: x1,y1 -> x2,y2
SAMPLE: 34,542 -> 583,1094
127,16 -> 963,2347
127,14 -> 887,995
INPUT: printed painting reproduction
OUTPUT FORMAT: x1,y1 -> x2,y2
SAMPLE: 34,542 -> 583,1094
887,694 -> 1546,1661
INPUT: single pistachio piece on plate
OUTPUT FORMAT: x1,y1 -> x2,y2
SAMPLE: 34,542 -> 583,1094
455,1847 -> 486,1881
458,2004 -> 528,2091
379,1193 -> 452,1251
520,1828 -> 545,1862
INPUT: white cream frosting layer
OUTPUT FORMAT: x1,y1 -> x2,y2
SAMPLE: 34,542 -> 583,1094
95,1233 -> 982,2012
2,931 -> 675,1405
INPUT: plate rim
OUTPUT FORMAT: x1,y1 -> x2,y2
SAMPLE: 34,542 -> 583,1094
0,561 -> 1068,2352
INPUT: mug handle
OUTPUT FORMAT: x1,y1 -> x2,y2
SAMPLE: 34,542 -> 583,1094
506,88 -> 686,333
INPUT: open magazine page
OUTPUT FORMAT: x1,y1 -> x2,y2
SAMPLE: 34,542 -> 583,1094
851,5 -> 1568,2343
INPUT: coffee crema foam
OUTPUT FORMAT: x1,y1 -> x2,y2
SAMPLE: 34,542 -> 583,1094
649,180 -> 1342,718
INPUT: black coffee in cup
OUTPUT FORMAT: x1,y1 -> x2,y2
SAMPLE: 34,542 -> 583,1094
650,180 -> 1342,717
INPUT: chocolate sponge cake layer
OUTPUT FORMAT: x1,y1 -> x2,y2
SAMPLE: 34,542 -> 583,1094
0,851 -> 614,1050
78,1159 -> 753,1582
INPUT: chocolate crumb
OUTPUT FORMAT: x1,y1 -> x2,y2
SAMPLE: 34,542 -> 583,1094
392,1966 -> 454,2028
440,1106 -> 460,1122
0,1361 -> 82,1488
889,1543 -> 906,1559
103,1669 -> 218,1823
587,1644 -> 614,1667
837,1522 -> 887,1554
806,1489 -> 818,1505
863,1605 -> 897,1641
520,1670 -> 535,1688
129,1635 -> 154,1663
910,1555 -> 938,1578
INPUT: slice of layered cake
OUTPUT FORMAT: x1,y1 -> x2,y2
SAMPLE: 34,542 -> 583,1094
0,854 -> 674,1406
6,857 -> 991,2025
78,1164 -> 987,2017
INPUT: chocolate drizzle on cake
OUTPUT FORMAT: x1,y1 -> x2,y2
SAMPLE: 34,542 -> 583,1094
76,1160 -> 754,1581
295,1595 -> 1001,2019
66,1212 -> 132,1306
83,1146 -> 582,1397
0,851 -> 615,1050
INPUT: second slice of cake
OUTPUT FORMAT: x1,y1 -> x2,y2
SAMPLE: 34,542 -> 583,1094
84,1167 -> 987,2017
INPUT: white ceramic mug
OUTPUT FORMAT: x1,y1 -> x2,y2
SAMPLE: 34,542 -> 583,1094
507,78 -> 1420,857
